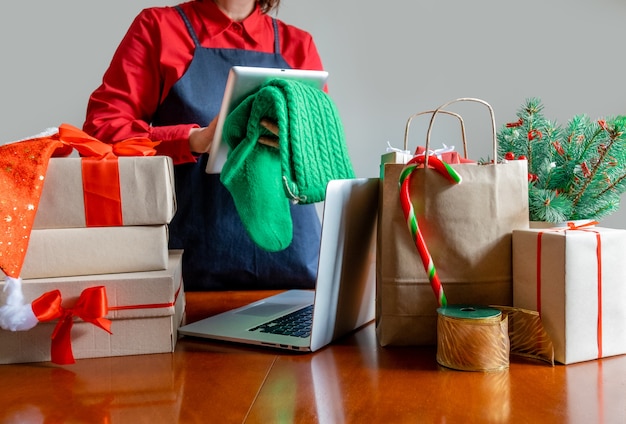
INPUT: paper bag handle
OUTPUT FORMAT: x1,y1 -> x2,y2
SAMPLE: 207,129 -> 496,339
425,97 -> 497,166
403,110 -> 468,158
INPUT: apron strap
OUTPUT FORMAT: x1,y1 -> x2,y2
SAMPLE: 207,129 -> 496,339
272,18 -> 280,54
175,5 -> 201,48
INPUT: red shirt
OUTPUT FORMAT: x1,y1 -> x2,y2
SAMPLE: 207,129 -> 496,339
83,0 -> 324,164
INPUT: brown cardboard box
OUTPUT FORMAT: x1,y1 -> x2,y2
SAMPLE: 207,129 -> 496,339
11,225 -> 169,279
513,227 -> 626,364
0,250 -> 185,364
33,156 -> 176,228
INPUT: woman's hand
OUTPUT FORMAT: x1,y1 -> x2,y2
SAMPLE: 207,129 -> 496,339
189,117 -> 218,154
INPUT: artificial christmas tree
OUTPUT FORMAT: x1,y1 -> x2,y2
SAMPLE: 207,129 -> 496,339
497,98 -> 626,222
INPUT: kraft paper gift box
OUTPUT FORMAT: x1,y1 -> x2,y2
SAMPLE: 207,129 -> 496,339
33,156 -> 176,229
2,225 -> 169,279
513,226 -> 626,364
0,250 -> 185,364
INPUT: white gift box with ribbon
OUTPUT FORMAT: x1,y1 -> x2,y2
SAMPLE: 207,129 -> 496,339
0,250 -> 184,364
513,225 -> 626,364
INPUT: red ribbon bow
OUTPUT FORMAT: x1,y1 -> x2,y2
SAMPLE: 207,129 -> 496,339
31,286 -> 112,365
53,123 -> 160,159
52,124 -> 161,227
566,220 -> 599,230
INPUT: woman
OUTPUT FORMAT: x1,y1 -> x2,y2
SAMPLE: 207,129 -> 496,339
83,0 -> 324,290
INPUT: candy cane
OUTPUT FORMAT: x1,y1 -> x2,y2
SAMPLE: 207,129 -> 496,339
398,154 -> 461,307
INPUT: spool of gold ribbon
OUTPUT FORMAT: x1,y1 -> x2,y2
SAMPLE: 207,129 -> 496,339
436,305 -> 510,372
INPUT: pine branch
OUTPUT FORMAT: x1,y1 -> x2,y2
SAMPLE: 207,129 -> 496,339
598,171 -> 626,198
497,98 -> 626,222
570,126 -> 609,208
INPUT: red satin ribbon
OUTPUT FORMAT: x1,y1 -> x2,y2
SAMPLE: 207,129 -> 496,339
54,124 -> 160,158
32,286 -> 112,365
536,221 -> 603,358
32,279 -> 182,365
108,282 -> 183,312
80,157 -> 123,226
54,124 -> 160,227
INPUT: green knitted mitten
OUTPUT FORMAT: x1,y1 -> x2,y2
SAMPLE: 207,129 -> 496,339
221,84 -> 292,252
221,78 -> 354,252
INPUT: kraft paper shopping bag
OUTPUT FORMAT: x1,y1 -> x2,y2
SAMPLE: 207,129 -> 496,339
376,98 -> 529,346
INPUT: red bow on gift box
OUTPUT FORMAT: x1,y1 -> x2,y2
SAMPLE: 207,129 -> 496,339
54,124 -> 161,227
32,286 -> 112,365
53,123 -> 160,159
31,280 -> 182,365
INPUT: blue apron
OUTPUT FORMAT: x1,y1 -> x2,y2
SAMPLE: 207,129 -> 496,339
153,7 -> 321,291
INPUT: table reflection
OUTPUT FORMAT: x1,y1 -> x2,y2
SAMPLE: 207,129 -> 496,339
0,354 -> 183,424
1,322 -> 626,423
566,357 -> 626,424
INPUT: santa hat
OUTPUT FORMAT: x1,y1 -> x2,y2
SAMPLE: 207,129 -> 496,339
0,131 -> 65,331
0,125 -> 160,329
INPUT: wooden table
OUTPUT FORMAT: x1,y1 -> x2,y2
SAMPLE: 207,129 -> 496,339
1,291 -> 625,423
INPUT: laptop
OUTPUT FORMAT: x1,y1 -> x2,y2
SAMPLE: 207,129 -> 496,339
204,66 -> 329,174
178,177 -> 379,352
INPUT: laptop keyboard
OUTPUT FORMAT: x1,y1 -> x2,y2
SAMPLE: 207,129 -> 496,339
248,305 -> 313,338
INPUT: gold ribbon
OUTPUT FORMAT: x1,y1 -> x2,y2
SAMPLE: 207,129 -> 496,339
437,305 -> 509,371
436,305 -> 554,371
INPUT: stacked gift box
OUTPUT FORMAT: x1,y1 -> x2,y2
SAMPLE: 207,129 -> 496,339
0,153 -> 184,364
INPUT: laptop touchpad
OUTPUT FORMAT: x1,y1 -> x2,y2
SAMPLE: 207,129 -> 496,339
235,303 -> 293,317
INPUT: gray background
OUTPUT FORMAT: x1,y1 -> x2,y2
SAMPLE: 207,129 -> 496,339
1,0 -> 624,228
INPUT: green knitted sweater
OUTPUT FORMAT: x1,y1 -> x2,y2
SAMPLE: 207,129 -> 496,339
220,78 -> 355,251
